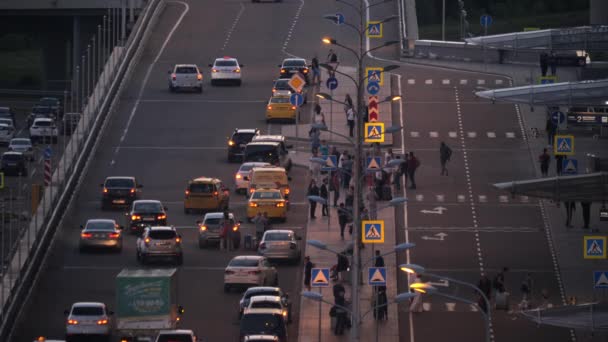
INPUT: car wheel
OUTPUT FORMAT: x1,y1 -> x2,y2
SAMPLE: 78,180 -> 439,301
224,284 -> 231,293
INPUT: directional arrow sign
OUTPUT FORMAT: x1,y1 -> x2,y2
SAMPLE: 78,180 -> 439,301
368,95 -> 379,122
366,81 -> 380,95
428,279 -> 449,287
420,207 -> 447,214
421,232 -> 448,241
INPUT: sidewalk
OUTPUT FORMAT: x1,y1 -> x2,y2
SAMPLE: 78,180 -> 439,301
282,66 -> 393,147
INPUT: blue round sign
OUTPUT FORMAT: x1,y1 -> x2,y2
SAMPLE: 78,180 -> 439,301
335,13 -> 345,25
480,14 -> 493,27
326,77 -> 338,90
366,81 -> 380,95
551,111 -> 565,125
290,93 -> 304,107
44,147 -> 52,159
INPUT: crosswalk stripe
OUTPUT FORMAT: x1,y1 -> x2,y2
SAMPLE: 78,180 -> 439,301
436,195 -> 445,202
425,79 -> 433,85
442,79 -> 450,85
408,79 -> 415,84
460,79 -> 468,85
457,195 -> 466,202
506,132 -> 516,138
416,194 -> 424,201
478,195 -> 487,202
499,195 -> 509,203
477,79 -> 486,85
495,79 -> 504,85
448,131 -> 458,138
467,132 -> 477,138
487,132 -> 496,138
429,131 -> 438,138
410,131 -> 420,138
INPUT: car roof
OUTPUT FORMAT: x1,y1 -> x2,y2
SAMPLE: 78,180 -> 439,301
264,229 -> 294,235
246,141 -> 280,147
249,296 -> 282,303
33,117 -> 53,122
175,64 -> 198,68
106,176 -> 135,180
86,219 -> 116,224
283,58 -> 306,62
204,212 -> 235,219
157,329 -> 195,335
253,188 -> 282,193
234,128 -> 259,134
133,200 -> 162,204
240,162 -> 270,169
10,138 -> 31,143
215,56 -> 238,62
191,177 -> 220,183
251,166 -> 286,172
232,255 -> 264,261
252,135 -> 285,142
147,226 -> 175,231
244,336 -> 279,341
72,302 -> 105,308
245,286 -> 281,294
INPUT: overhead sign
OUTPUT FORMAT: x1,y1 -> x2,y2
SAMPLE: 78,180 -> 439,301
366,156 -> 382,171
539,76 -> 558,84
288,73 -> 306,93
594,271 -> 608,289
584,236 -> 606,259
289,93 -> 304,107
480,14 -> 493,27
562,158 -> 578,175
362,220 -> 384,243
366,67 -> 384,86
364,122 -> 385,143
551,111 -> 565,126
326,77 -> 338,90
368,95 -> 379,122
567,113 -> 608,126
554,135 -> 574,155
366,81 -> 380,95
368,267 -> 387,286
320,155 -> 338,172
366,21 -> 383,38
334,13 -> 345,25
311,268 -> 330,287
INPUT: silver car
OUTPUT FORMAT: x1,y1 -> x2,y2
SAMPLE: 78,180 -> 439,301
136,226 -> 183,265
197,212 -> 239,248
257,230 -> 301,263
8,138 -> 34,161
79,219 -> 123,252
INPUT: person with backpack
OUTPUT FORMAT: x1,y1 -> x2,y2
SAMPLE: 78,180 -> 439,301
407,152 -> 420,190
439,142 -> 452,176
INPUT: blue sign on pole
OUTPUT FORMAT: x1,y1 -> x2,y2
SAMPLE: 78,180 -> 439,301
326,77 -> 338,90
320,155 -> 338,172
480,14 -> 493,27
335,13 -> 345,25
44,147 -> 52,160
594,271 -> 608,289
368,267 -> 387,286
289,93 -> 304,107
551,111 -> 565,126
562,158 -> 578,175
311,268 -> 330,287
366,81 -> 380,95
366,156 -> 382,171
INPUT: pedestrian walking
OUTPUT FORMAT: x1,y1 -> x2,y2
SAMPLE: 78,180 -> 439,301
309,151 -> 321,182
520,273 -> 533,302
564,201 -> 576,227
336,252 -> 349,282
346,107 -> 355,137
478,275 -> 492,300
548,51 -> 557,76
220,211 -> 233,251
341,155 -> 352,188
384,148 -> 395,161
546,118 -> 556,146
400,154 -> 409,188
581,201 -> 591,229
304,256 -> 314,291
327,49 -> 339,78
311,56 -> 321,84
374,286 -> 388,320
252,212 -> 267,243
344,94 -> 353,117
313,104 -> 326,126
331,145 -> 340,159
309,126 -> 321,154
539,148 -> 551,177
374,250 -> 385,267
338,203 -> 348,239
333,282 -> 346,300
392,156 -> 403,190
262,212 -> 271,232
334,295 -> 347,335
407,152 -> 420,189
345,185 -> 354,210
330,171 -> 340,207
539,52 -> 548,77
556,154 -> 564,175
320,178 -> 329,216
493,267 -> 509,293
439,141 -> 453,176
307,179 -> 320,219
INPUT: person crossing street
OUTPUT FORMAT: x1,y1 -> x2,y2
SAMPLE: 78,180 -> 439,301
439,142 -> 452,176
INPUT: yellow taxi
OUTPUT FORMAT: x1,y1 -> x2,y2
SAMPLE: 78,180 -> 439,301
183,177 -> 230,214
247,188 -> 287,222
265,95 -> 296,122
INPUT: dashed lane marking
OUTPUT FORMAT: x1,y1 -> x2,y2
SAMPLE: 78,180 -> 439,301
221,3 -> 245,51
281,0 -> 305,57
408,79 -> 415,84
467,132 -> 477,138
409,226 -> 542,233
487,132 -> 496,138
448,131 -> 457,138
429,131 -> 438,138
425,79 -> 432,85
442,79 -> 450,85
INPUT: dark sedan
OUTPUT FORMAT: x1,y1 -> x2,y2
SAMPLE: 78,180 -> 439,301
125,200 -> 168,234
101,176 -> 142,209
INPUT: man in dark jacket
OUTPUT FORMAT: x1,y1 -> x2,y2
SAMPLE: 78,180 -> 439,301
374,250 -> 385,267
307,179 -> 320,219
439,142 -> 452,176
407,152 -> 420,189
338,203 -> 348,239
320,178 -> 329,216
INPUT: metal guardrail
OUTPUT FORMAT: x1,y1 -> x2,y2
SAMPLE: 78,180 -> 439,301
0,0 -> 166,339
0,89 -> 67,97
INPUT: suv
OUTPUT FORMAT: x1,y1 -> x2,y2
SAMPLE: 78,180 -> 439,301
197,211 -> 241,248
184,177 -> 230,214
101,176 -> 142,209
126,200 -> 168,234
278,58 -> 309,82
244,137 -> 292,171
169,64 -> 203,93
155,329 -> 198,342
240,309 -> 287,342
136,226 -> 183,265
61,112 -> 81,135
29,117 -> 58,144
228,128 -> 260,162
27,105 -> 55,127
1,152 -> 27,176
8,138 -> 34,161
238,286 -> 287,318
0,107 -> 16,122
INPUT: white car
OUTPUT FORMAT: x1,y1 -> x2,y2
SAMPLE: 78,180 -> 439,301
0,117 -> 15,130
154,329 -> 197,342
9,138 -> 34,161
224,255 -> 278,292
210,56 -> 243,85
29,117 -> 58,144
243,336 -> 279,342
245,295 -> 289,322
0,123 -> 15,145
235,162 -> 270,193
64,302 -> 112,340
168,64 -> 203,93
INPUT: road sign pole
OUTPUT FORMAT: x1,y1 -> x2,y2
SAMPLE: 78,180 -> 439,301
318,286 -> 322,342
328,169 -> 331,232
330,88 -> 333,142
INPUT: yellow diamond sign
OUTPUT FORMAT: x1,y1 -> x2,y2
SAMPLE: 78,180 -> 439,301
288,74 -> 305,93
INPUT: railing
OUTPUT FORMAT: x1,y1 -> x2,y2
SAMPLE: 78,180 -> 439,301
0,0 -> 166,339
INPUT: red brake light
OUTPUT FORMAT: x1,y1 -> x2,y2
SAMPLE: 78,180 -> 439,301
171,73 -> 176,80
213,191 -> 219,196
185,190 -> 190,196
291,106 -> 296,110
102,188 -> 108,193
81,232 -> 92,238
130,188 -> 135,194
200,225 -> 207,231
232,225 -> 239,232
284,188 -> 290,195
212,68 -> 219,73
67,319 -> 78,325
228,140 -> 235,146
109,232 -> 120,239
303,69 -> 309,73
97,319 -> 108,325
197,73 -> 203,80
249,270 -> 261,275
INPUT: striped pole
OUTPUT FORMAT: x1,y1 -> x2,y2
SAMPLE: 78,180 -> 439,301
44,147 -> 52,186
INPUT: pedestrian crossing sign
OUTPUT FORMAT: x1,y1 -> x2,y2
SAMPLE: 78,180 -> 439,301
594,271 -> 608,288
364,122 -> 385,143
362,220 -> 384,243
584,236 -> 606,259
562,158 -> 578,175
366,156 -> 382,171
366,21 -> 383,38
554,135 -> 574,155
311,268 -> 330,287
366,67 -> 384,86
320,155 -> 338,172
368,267 -> 387,286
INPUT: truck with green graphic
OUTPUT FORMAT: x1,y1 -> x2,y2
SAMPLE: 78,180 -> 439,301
116,268 -> 183,340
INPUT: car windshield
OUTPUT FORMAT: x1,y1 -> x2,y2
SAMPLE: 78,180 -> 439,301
270,97 -> 290,104
0,108 -> 9,114
86,221 -> 115,231
133,202 -> 162,212
148,230 -> 176,239
229,258 -> 259,267
233,133 -> 256,144
244,146 -> 279,164
284,59 -> 305,67
189,183 -> 215,193
32,107 -> 52,114
156,334 -> 193,342
72,306 -> 103,315
176,66 -> 198,73
11,140 -> 30,146
246,290 -> 280,300
105,178 -> 135,188
216,60 -> 237,67
252,192 -> 282,200
240,313 -> 285,336
251,301 -> 282,310
264,232 -> 292,241
2,154 -> 22,161
274,80 -> 290,89
34,120 -> 52,127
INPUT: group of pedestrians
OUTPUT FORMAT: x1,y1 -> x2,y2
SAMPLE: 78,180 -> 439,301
539,51 -> 558,77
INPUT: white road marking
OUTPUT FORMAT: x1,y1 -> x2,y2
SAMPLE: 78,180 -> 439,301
478,195 -> 487,202
110,1 -> 190,166
446,303 -> 456,311
506,132 -> 516,138
415,194 -> 424,201
495,79 -> 503,85
467,132 -> 477,138
281,0 -> 305,58
410,131 -> 419,138
477,79 -> 486,85
429,131 -> 438,138
499,195 -> 508,203
436,195 -> 444,202
457,195 -> 466,202
409,226 -> 541,233
448,131 -> 457,138
442,79 -> 450,85
407,79 -> 415,84
221,2 -> 245,51
487,132 -> 496,138
425,79 -> 432,85
520,196 -> 529,203
460,79 -> 468,85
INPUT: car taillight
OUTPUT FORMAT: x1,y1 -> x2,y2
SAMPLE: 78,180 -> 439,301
213,191 -> 219,196
282,310 -> 288,317
200,225 -> 207,231
236,174 -> 242,180
130,188 -> 135,194
144,237 -> 151,245
97,319 -> 108,325
157,214 -> 166,220
102,188 -> 108,193
212,68 -> 219,73
81,232 -> 92,238
197,73 -> 203,80
234,69 -> 240,73
175,237 -> 181,243
228,140 -> 235,146
249,202 -> 258,207
291,106 -> 296,110
67,319 -> 78,325
185,190 -> 190,196
272,88 -> 276,93
109,232 -> 120,239
225,270 -> 235,275
249,188 -> 255,193
259,242 -> 266,249
232,225 -> 239,232
171,73 -> 176,80
284,188 -> 290,195
280,68 -> 286,73
290,242 -> 297,249
131,215 -> 141,220
303,69 -> 309,73
249,270 -> 261,275
276,202 -> 285,207
267,105 -> 272,110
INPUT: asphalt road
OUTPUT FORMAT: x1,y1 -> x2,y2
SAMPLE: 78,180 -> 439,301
9,0 -> 341,340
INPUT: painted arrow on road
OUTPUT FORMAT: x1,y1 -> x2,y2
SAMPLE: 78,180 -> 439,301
420,207 -> 447,214
421,232 -> 448,241
428,279 -> 449,287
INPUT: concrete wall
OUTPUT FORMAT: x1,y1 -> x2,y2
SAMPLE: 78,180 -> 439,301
0,0 -> 143,10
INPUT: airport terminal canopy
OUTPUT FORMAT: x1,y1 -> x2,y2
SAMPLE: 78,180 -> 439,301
475,79 -> 608,106
493,172 -> 608,202
465,26 -> 608,51
521,303 -> 608,331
